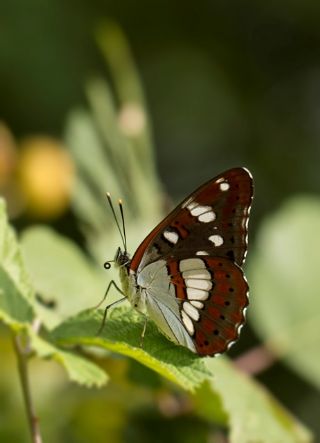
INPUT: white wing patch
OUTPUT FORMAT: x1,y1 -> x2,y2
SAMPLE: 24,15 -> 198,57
181,269 -> 210,279
179,258 -> 205,272
216,177 -> 230,191
183,301 -> 200,321
186,202 -> 216,223
185,278 -> 212,291
180,258 -> 212,301
220,182 -> 230,191
190,300 -> 204,309
196,250 -> 209,256
186,287 -> 209,300
209,234 -> 224,247
181,310 -> 195,335
163,230 -> 179,244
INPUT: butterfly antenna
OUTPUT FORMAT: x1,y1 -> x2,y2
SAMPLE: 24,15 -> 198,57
118,199 -> 127,253
106,192 -> 126,251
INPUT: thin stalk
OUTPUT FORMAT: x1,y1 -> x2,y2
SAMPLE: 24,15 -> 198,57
233,344 -> 277,376
13,333 -> 43,443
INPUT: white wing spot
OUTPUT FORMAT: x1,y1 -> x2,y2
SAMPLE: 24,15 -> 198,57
198,211 -> 216,223
182,269 -> 211,280
189,204 -> 211,217
183,301 -> 200,321
190,300 -> 204,309
196,250 -> 209,256
181,311 -> 195,335
185,201 -> 197,210
186,202 -> 216,223
179,258 -> 205,272
209,234 -> 224,247
220,182 -> 230,191
185,278 -> 212,291
186,287 -> 210,300
163,230 -> 179,244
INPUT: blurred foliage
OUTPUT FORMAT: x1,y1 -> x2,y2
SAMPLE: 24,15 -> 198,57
1,2 -> 320,442
249,197 -> 320,389
0,199 -> 313,442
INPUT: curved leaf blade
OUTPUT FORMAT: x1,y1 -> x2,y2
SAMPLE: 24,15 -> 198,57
50,307 -> 210,392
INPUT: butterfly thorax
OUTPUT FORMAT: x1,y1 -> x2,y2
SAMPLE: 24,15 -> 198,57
115,247 -> 147,314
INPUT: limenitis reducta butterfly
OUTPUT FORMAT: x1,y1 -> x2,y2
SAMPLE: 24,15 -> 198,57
102,167 -> 253,356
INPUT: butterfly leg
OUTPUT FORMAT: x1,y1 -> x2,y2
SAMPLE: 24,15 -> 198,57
139,315 -> 148,348
96,296 -> 127,336
94,280 -> 125,309
95,280 -> 127,335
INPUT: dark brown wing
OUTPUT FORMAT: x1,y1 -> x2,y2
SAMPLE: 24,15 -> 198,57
130,167 -> 253,273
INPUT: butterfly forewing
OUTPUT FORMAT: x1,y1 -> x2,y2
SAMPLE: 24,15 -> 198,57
131,168 -> 253,273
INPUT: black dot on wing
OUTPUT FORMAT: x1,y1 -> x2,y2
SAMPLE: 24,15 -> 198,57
204,340 -> 209,346
220,315 -> 225,320
213,329 -> 219,335
230,236 -> 235,244
226,250 -> 235,261
225,301 -> 230,306
229,287 -> 234,292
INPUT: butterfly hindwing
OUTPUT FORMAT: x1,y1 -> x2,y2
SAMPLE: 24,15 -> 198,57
167,256 -> 248,355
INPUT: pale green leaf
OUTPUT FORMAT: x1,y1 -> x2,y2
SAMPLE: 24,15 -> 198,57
206,358 -> 313,443
21,226 -> 106,329
50,307 -> 210,392
0,198 -> 34,327
248,197 -> 320,388
29,329 -> 108,387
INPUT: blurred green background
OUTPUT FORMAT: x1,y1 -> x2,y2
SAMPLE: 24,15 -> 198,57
1,1 -> 320,442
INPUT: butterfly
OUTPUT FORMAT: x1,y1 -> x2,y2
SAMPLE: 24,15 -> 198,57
103,167 -> 253,356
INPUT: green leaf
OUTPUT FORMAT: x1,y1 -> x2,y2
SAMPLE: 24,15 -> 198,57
0,198 -> 34,328
50,307 -> 211,392
21,226 -> 106,329
248,196 -> 320,389
29,329 -> 108,387
206,358 -> 313,443
51,306 -> 312,442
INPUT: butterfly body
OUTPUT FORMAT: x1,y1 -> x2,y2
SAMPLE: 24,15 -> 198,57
112,167 -> 253,356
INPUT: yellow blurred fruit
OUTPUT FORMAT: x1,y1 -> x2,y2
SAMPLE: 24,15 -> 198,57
0,122 -> 17,189
17,137 -> 75,219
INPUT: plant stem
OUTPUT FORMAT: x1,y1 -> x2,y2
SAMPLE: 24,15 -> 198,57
233,344 -> 276,375
13,333 -> 43,443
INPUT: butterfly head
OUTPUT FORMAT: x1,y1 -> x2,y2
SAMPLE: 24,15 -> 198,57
104,192 -> 129,271
114,247 -> 131,268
